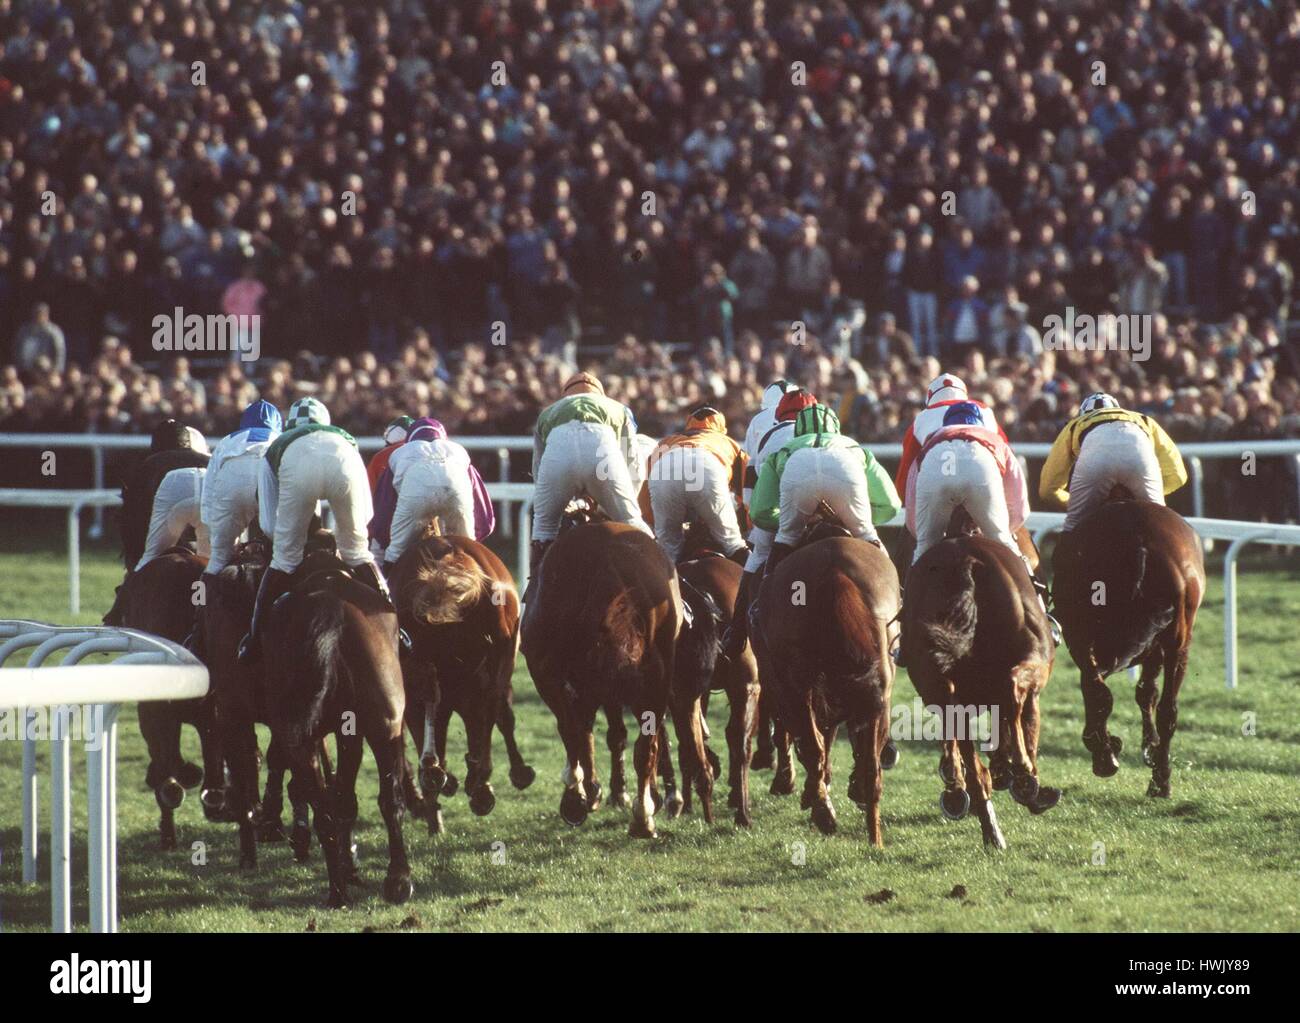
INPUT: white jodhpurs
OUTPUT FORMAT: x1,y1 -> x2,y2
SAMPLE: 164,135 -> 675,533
200,455 -> 261,575
648,446 -> 747,564
775,446 -> 880,546
270,431 -> 374,572
531,421 -> 651,541
136,467 -> 210,571
912,439 -> 1017,564
1064,421 -> 1165,530
387,461 -> 476,562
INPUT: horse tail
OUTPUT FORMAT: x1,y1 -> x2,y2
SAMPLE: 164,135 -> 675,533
916,551 -> 979,675
824,569 -> 887,720
676,577 -> 723,698
1115,532 -> 1149,602
279,594 -> 346,746
408,550 -> 489,625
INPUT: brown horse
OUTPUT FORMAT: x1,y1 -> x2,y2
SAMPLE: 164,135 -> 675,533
123,546 -> 227,850
676,555 -> 761,826
263,549 -> 412,907
389,529 -> 534,833
902,524 -> 1060,849
753,536 -> 899,842
198,538 -> 314,867
523,521 -> 709,836
1052,496 -> 1204,797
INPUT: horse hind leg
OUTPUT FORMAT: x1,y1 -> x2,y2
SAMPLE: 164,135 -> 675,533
629,711 -> 663,838
1134,651 -> 1162,768
604,704 -> 631,808
725,667 -> 759,827
370,731 -> 413,904
227,717 -> 261,868
792,694 -> 834,834
672,695 -> 714,824
770,717 -> 796,796
938,737 -> 971,822
1080,664 -> 1122,778
498,686 -> 537,790
139,703 -> 185,850
463,691 -> 498,817
959,738 -> 1006,850
333,729 -> 365,885
1018,688 -> 1061,814
556,707 -> 592,827
1148,644 -> 1189,798
847,710 -> 887,848
657,716 -> 683,817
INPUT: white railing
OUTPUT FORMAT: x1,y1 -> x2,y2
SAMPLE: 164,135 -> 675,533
0,621 -> 209,933
1,484 -> 1296,691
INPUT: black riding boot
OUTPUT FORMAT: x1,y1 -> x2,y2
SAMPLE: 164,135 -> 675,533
764,542 -> 794,577
1027,568 -> 1062,645
523,539 -> 552,603
237,567 -> 293,665
183,571 -> 218,658
103,572 -> 133,626
353,562 -> 411,651
721,569 -> 759,659
726,547 -> 750,568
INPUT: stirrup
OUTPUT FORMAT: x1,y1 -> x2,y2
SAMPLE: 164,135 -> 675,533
399,627 -> 412,653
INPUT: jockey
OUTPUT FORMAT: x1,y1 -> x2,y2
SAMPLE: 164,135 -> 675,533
647,406 -> 749,565
239,397 -> 394,663
103,419 -> 211,626
1040,392 -> 1188,530
722,387 -> 818,657
200,399 -> 282,576
894,373 -> 1006,494
382,417 -> 495,570
742,379 -> 799,497
529,371 -> 651,579
368,415 -> 415,495
749,403 -> 901,576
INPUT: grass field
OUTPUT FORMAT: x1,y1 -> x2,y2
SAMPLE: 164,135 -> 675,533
1,509 -> 1297,932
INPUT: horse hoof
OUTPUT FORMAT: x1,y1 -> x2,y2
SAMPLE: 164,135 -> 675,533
201,787 -> 231,822
510,764 -> 537,790
157,777 -> 185,810
1109,735 -> 1124,755
750,747 -> 774,770
880,740 -> 900,771
938,759 -> 956,785
628,816 -> 656,839
257,819 -> 287,843
1146,780 -> 1171,799
728,788 -> 743,810
469,786 -> 496,817
734,809 -> 752,828
770,772 -> 795,797
609,788 -> 631,810
177,761 -> 204,788
427,809 -> 445,835
384,875 -> 414,904
291,822 -> 312,862
442,773 -> 460,796
1092,751 -> 1120,779
811,802 -> 837,835
239,852 -> 256,870
419,758 -> 446,795
326,890 -> 349,910
991,770 -> 1011,791
940,788 -> 970,821
983,830 -> 1008,851
560,789 -> 589,826
1029,786 -> 1062,815
1011,774 -> 1040,806
159,832 -> 177,852
664,791 -> 685,820
650,786 -> 663,812
1141,743 -> 1158,768
585,780 -> 603,813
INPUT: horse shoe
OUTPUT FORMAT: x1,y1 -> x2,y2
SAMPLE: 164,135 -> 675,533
940,788 -> 970,821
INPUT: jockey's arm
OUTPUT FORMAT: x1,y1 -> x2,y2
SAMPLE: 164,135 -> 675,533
1038,424 -> 1075,508
749,454 -> 784,532
1147,417 -> 1189,495
531,425 -> 544,482
257,458 -> 279,537
862,449 -> 903,525
893,425 -> 920,497
620,406 -> 641,480
467,459 -> 496,539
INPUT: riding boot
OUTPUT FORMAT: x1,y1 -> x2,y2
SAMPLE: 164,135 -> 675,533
523,539 -> 552,604
764,542 -> 794,577
720,570 -> 758,659
1026,566 -> 1062,645
238,567 -> 293,665
102,571 -> 133,626
353,562 -> 411,651
182,572 -> 218,658
726,547 -> 750,568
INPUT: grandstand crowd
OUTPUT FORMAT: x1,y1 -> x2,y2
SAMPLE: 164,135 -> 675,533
1,0 -> 1299,455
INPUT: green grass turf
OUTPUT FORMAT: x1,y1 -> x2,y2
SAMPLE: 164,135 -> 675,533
0,509 -> 1297,932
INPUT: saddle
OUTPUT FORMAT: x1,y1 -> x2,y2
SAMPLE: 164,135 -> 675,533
795,502 -> 853,550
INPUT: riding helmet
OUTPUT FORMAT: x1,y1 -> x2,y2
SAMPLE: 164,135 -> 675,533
285,396 -> 331,429
1079,392 -> 1121,415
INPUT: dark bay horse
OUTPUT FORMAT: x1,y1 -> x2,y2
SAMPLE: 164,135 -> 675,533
1052,497 -> 1204,797
902,527 -> 1060,849
753,537 -> 899,843
263,549 -> 412,907
123,546 -> 226,850
676,555 -> 761,826
523,521 -> 708,836
390,529 -> 534,834
198,538 -> 312,867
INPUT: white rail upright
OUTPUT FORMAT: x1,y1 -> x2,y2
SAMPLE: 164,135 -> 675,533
0,621 -> 208,933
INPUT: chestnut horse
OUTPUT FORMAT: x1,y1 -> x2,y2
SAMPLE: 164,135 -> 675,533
389,529 -> 534,834
753,536 -> 899,843
676,555 -> 761,826
902,523 -> 1060,849
123,546 -> 226,850
263,549 -> 412,907
1052,496 -> 1204,797
198,537 -> 313,867
523,521 -> 711,836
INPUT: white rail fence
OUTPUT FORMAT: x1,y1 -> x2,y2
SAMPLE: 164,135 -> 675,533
1,483 -> 1297,691
0,622 -> 209,933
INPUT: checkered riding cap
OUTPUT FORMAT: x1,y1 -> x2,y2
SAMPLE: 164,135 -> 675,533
384,415 -> 414,445
1079,392 -> 1121,415
286,397 -> 330,429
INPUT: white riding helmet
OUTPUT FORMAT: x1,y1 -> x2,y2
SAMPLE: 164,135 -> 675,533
926,374 -> 967,406
184,426 -> 210,455
760,378 -> 798,410
285,396 -> 330,429
1079,392 -> 1120,415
